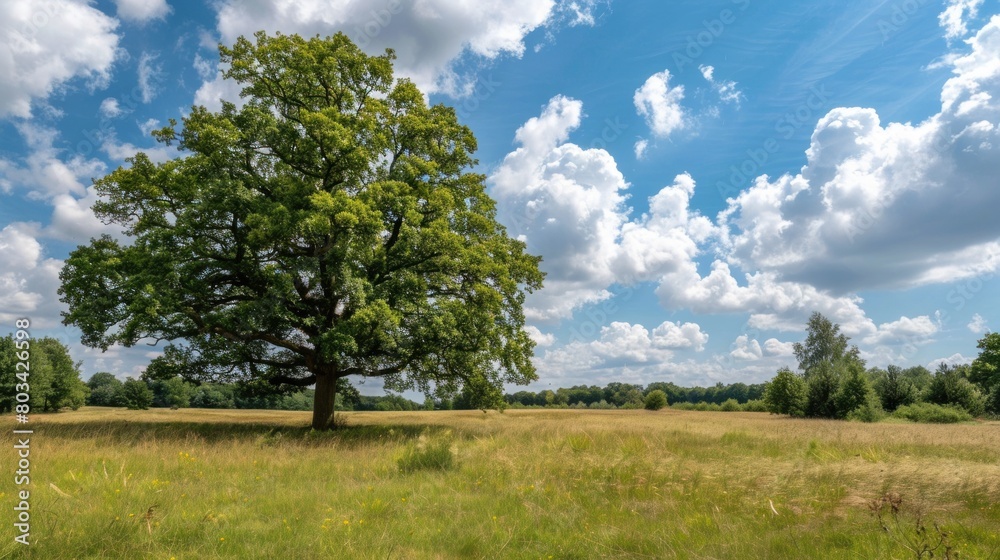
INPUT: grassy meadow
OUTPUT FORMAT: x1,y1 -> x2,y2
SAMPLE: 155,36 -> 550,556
2,407 -> 999,559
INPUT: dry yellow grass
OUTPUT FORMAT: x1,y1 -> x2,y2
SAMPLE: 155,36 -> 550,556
3,407 -> 999,558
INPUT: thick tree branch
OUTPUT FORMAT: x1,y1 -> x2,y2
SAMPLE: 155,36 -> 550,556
268,374 -> 318,387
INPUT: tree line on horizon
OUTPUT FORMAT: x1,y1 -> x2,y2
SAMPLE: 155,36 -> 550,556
2,312 -> 998,422
761,312 -> 1000,422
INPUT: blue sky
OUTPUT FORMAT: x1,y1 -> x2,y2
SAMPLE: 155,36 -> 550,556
2,0 -> 1000,393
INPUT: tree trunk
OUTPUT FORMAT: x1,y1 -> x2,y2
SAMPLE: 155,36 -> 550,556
312,373 -> 338,430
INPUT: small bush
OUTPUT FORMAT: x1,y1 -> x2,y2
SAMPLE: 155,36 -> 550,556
764,367 -> 807,417
670,402 -> 695,411
644,390 -> 668,411
693,402 -> 722,412
892,403 -> 972,424
846,398 -> 885,423
720,398 -> 741,412
397,434 -> 455,473
121,378 -> 153,410
743,399 -> 767,412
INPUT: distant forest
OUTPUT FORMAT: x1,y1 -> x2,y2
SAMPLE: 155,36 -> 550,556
3,312 -> 998,423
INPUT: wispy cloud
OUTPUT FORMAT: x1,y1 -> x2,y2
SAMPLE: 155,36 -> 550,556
138,52 -> 164,103
699,64 -> 742,105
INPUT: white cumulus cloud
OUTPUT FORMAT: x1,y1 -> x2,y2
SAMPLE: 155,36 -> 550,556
864,315 -> 940,346
939,0 -> 984,39
0,123 -> 106,200
491,97 -> 713,321
634,69 -> 686,138
196,0 -> 598,109
0,223 -> 65,328
717,16 -> 1000,295
0,0 -> 120,118
730,335 -> 763,361
968,313 -> 988,333
99,98 -> 123,118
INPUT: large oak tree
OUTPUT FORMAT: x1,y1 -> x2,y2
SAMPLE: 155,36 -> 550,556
59,32 -> 544,429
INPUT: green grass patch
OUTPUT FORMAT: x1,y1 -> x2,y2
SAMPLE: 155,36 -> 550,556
396,431 -> 456,473
2,407 -> 998,558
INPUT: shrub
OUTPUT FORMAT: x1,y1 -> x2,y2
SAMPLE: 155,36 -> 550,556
397,434 -> 455,473
987,385 -> 1000,417
764,367 -> 807,417
121,378 -> 153,410
644,390 -> 668,411
743,399 -> 767,412
835,365 -> 878,418
872,365 -> 917,412
846,396 -> 885,423
720,398 -> 741,412
926,366 -> 987,416
693,402 -> 721,411
892,403 -> 972,424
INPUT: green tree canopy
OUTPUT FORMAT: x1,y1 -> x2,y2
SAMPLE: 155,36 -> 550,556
34,338 -> 89,411
643,389 -> 668,411
121,378 -> 154,410
86,372 -> 126,407
0,336 -> 18,413
0,336 -> 88,412
793,312 -> 861,376
871,365 -> 917,412
926,364 -> 985,417
58,31 -> 543,429
763,367 -> 806,417
970,331 -> 1000,394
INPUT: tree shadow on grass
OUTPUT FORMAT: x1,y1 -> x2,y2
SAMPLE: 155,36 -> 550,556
36,419 -> 448,448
